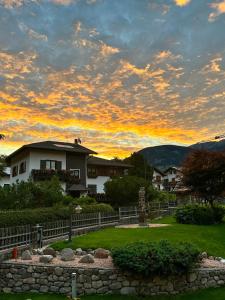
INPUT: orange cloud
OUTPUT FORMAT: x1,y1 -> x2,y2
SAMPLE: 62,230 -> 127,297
209,1 -> 225,22
174,0 -> 191,7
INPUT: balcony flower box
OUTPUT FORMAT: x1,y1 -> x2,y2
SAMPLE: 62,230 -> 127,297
31,169 -> 80,184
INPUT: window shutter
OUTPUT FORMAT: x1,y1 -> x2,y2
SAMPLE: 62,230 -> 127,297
56,161 -> 62,170
40,160 -> 46,170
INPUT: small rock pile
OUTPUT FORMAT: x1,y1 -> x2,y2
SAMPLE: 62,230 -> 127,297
20,247 -> 110,265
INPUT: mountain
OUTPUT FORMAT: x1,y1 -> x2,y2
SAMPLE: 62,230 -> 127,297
138,139 -> 225,170
191,139 -> 225,151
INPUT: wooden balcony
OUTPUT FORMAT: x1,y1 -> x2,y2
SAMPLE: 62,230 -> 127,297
31,169 -> 80,184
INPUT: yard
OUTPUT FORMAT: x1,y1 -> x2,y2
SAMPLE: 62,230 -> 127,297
1,287 -> 225,300
52,216 -> 225,257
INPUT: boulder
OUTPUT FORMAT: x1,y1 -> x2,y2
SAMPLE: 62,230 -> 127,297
39,255 -> 53,264
21,250 -> 32,260
75,248 -> 83,256
94,248 -> 110,259
61,248 -> 75,261
79,254 -> 94,264
43,247 -> 57,257
201,252 -> 208,259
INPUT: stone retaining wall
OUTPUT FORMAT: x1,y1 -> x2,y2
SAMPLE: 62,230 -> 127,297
1,262 -> 225,296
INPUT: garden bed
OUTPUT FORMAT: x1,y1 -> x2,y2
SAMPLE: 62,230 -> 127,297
5,255 -> 225,270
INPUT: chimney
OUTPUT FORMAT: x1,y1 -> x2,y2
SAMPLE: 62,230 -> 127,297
74,138 -> 81,145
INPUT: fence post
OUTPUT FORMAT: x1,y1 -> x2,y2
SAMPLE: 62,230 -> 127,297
135,206 -> 138,217
34,224 -> 43,249
98,212 -> 101,227
68,214 -> 72,242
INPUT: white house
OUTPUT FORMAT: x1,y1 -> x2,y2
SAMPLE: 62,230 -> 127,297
163,167 -> 183,191
152,166 -> 183,192
152,167 -> 165,191
5,140 -> 131,196
87,156 -> 130,194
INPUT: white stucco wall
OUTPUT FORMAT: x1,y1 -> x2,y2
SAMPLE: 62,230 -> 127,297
87,176 -> 110,193
29,150 -> 66,170
10,154 -> 30,184
0,176 -> 10,187
152,170 -> 164,190
10,150 -> 67,184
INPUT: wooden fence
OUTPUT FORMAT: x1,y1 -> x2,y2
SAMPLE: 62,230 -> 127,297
0,209 -> 135,252
0,203 -> 177,252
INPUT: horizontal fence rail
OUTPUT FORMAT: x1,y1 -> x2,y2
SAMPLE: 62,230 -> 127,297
0,202 -> 177,252
0,209 -> 137,251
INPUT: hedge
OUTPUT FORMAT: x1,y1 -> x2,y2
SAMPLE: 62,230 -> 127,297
0,204 -> 114,227
175,205 -> 225,225
112,240 -> 200,277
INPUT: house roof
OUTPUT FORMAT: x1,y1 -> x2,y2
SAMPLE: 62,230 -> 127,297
164,166 -> 182,174
67,184 -> 88,191
6,141 -> 97,164
87,156 -> 132,168
153,167 -> 165,176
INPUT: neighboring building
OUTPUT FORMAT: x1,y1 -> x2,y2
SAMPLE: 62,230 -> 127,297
152,166 -> 183,192
87,156 -> 131,194
163,167 -> 183,192
0,167 -> 10,187
5,140 -> 131,196
152,168 -> 165,191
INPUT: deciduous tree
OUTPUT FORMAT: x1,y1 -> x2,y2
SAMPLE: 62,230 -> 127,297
182,150 -> 225,207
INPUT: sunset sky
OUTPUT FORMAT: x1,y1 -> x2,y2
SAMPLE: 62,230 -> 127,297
0,0 -> 225,158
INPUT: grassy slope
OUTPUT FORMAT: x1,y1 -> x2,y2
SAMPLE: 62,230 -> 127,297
52,216 -> 225,257
1,288 -> 225,300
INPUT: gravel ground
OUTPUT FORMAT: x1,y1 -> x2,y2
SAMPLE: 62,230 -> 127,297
6,256 -> 225,270
7,255 -> 115,269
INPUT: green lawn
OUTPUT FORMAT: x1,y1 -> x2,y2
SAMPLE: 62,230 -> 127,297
52,216 -> 225,257
1,287 -> 225,300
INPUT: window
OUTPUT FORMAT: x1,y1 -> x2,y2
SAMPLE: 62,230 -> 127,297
156,175 -> 161,182
70,169 -> 80,179
124,169 -> 128,176
110,169 -> 117,176
19,161 -> 26,174
88,184 -> 97,194
88,167 -> 97,177
12,165 -> 18,177
40,160 -> 62,170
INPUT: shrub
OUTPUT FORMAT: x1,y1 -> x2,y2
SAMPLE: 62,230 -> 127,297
62,195 -> 97,206
81,203 -> 114,213
112,240 -> 200,277
175,205 -> 225,225
0,204 -> 114,227
104,176 -> 150,207
0,176 -> 64,209
0,207 -> 70,227
147,186 -> 176,203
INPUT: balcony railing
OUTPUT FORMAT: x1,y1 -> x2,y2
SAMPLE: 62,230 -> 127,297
31,169 -> 80,184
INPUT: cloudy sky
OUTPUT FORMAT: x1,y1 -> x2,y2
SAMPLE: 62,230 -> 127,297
0,0 -> 225,158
